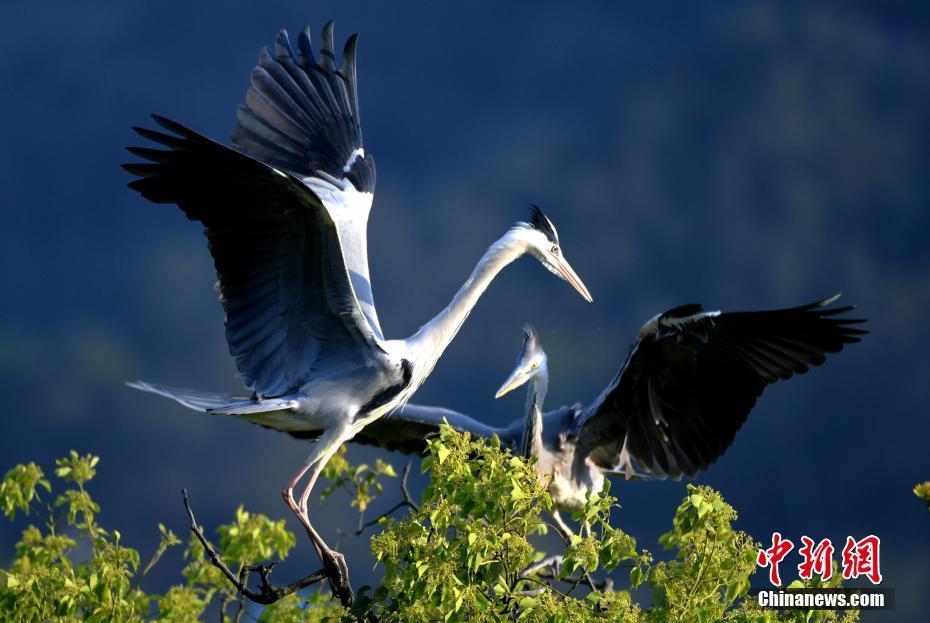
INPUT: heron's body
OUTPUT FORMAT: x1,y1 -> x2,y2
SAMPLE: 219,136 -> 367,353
352,296 -> 866,519
123,21 -> 592,605
529,409 -> 606,511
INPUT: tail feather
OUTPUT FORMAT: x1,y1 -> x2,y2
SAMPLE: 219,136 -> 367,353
127,380 -> 299,414
127,380 -> 246,411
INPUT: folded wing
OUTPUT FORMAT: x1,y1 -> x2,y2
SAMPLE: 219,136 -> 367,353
573,295 -> 867,479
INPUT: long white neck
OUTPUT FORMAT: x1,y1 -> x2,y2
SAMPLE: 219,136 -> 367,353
404,229 -> 527,386
521,367 -> 548,458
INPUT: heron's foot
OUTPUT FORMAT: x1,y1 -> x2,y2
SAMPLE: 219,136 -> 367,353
291,510 -> 354,606
320,547 -> 353,607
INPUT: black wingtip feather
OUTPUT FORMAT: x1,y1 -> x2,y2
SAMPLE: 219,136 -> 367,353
319,20 -> 336,70
230,21 -> 375,193
663,304 -> 705,319
149,115 -> 202,142
297,25 -> 313,67
125,146 -> 171,163
816,292 -> 843,307
274,29 -> 294,59
339,33 -> 361,121
131,127 -> 176,147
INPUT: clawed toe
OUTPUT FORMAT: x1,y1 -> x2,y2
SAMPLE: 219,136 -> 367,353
321,549 -> 353,607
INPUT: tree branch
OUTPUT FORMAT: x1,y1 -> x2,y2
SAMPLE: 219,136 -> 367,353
182,489 -> 327,605
399,461 -> 419,511
131,540 -> 169,593
354,461 -> 419,536
521,555 -> 613,594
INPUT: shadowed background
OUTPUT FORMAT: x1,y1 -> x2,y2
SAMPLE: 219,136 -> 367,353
1,1 -> 928,620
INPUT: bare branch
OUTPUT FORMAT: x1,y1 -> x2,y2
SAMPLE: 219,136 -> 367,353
355,501 -> 408,535
182,489 -> 327,605
354,461 -> 419,536
399,461 -> 419,511
521,555 -> 613,594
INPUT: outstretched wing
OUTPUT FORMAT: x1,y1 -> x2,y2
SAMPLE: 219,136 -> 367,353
352,404 -> 515,455
231,22 -> 383,338
123,116 -> 383,398
573,295 -> 867,479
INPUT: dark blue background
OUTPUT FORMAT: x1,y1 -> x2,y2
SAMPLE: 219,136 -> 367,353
1,1 -> 928,620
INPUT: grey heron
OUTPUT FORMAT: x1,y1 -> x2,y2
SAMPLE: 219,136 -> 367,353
353,295 -> 865,536
122,22 -> 592,604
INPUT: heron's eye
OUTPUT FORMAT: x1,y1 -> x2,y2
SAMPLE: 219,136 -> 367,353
550,245 -> 559,255
531,362 -> 538,369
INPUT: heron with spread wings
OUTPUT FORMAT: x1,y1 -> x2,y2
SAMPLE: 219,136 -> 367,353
355,295 -> 865,537
123,22 -> 592,604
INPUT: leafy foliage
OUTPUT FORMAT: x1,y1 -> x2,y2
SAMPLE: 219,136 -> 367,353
1,452 -> 149,622
0,451 -> 341,622
321,444 -> 398,514
361,425 -> 644,622
0,434 -> 862,621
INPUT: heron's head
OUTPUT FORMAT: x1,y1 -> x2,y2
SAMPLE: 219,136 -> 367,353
495,325 -> 548,398
515,205 -> 593,303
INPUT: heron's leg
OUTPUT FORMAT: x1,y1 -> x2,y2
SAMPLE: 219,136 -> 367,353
280,428 -> 353,606
551,510 -> 575,543
521,510 -> 573,584
281,448 -> 323,560
582,521 -> 593,539
282,457 -> 324,559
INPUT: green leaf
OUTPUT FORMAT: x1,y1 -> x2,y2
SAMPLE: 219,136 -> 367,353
726,579 -> 741,602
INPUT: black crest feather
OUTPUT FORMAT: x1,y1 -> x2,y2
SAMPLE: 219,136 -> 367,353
528,204 -> 559,244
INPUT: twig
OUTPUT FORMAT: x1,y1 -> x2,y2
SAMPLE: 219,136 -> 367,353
518,576 -> 593,607
521,555 -> 612,593
399,461 -> 419,510
354,461 -> 419,536
182,489 -> 327,605
583,572 -> 613,592
355,501 -> 408,535
232,591 -> 246,623
565,570 -> 585,597
131,542 -> 169,593
688,531 -> 717,598
542,520 -> 573,545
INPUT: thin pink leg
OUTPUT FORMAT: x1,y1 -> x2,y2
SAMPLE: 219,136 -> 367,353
280,430 -> 352,604
282,458 -> 323,559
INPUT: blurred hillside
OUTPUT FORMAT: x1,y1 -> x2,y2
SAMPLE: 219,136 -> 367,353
1,1 -> 928,620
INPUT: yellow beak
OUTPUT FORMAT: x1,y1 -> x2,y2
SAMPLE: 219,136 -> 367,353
555,256 -> 593,303
495,368 -> 531,398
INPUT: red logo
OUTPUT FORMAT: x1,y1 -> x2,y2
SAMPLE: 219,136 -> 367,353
841,535 -> 882,584
757,534 -> 882,586
798,536 -> 835,581
757,532 -> 794,586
